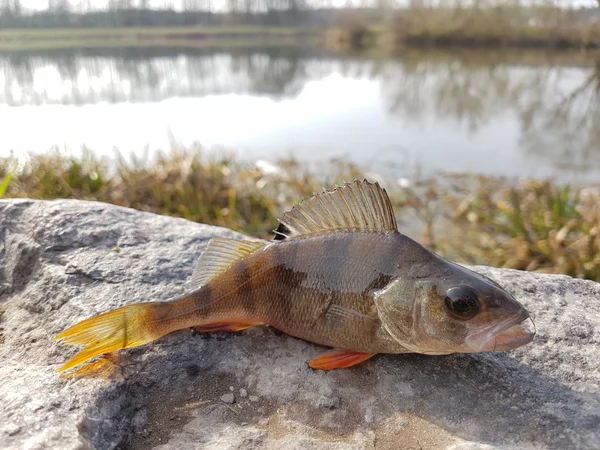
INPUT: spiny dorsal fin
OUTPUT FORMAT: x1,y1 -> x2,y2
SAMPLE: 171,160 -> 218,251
190,238 -> 265,289
273,179 -> 397,240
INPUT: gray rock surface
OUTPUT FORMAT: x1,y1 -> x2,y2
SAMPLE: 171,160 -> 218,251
1,198 -> 599,450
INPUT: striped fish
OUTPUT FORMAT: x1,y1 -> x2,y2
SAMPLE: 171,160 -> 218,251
54,180 -> 534,373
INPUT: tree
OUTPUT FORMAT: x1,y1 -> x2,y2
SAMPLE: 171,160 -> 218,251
0,0 -> 21,17
48,0 -> 70,13
1,0 -> 12,16
11,0 -> 21,16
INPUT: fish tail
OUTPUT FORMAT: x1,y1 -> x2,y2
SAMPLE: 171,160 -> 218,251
54,301 -> 171,373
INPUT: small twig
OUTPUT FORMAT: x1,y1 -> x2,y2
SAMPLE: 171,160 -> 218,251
220,403 -> 239,415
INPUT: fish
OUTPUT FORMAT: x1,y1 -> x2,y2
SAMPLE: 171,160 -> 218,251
54,179 -> 535,373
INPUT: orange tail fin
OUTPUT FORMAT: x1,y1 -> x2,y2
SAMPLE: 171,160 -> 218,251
54,302 -> 167,373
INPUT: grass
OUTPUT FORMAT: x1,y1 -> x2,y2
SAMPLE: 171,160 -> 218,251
0,37 -> 309,52
0,26 -> 314,51
0,26 -> 307,40
1,149 -> 598,281
441,178 -> 600,280
3,4 -> 600,53
0,172 -> 12,198
325,3 -> 600,51
391,4 -> 600,49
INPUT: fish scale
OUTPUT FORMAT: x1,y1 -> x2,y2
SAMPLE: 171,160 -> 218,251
223,233 -> 404,354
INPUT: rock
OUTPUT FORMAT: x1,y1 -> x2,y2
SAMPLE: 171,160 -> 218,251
364,407 -> 376,424
315,395 -> 340,410
220,393 -> 235,404
1,199 -> 600,450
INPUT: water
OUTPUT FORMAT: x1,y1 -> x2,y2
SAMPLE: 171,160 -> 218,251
1,46 -> 599,182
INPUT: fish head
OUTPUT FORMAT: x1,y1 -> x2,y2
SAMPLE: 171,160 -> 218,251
374,263 -> 535,355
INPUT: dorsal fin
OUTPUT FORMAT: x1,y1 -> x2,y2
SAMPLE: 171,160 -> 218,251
189,238 -> 265,289
273,179 -> 397,240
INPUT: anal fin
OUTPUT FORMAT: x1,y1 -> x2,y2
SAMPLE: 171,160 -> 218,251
308,349 -> 375,370
193,320 -> 263,333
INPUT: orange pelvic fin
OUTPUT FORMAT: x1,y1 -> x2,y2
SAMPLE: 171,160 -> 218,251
308,349 -> 375,370
193,320 -> 264,333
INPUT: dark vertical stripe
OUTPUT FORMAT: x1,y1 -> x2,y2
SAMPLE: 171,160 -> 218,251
272,241 -> 309,328
276,240 -> 299,275
271,242 -> 292,325
193,285 -> 213,311
235,259 -> 258,317
322,235 -> 351,290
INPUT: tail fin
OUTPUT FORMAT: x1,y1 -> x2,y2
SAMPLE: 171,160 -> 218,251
54,302 -> 166,373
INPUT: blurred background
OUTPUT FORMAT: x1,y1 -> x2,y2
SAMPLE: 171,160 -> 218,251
1,0 -> 599,280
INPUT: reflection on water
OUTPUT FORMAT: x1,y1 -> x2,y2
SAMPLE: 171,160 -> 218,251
383,51 -> 600,176
0,47 -> 327,104
0,46 -> 599,182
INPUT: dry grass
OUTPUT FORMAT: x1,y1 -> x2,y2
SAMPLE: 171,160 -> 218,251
0,148 -> 362,238
393,3 -> 600,49
1,149 -> 598,281
447,179 -> 600,280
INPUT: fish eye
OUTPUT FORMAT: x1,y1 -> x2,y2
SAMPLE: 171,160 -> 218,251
444,286 -> 480,320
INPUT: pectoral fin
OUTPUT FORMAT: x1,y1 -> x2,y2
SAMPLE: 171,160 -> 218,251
193,320 -> 264,333
308,349 -> 375,370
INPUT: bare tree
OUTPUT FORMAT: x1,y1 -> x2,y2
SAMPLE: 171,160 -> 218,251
11,0 -> 21,16
48,0 -> 70,13
0,0 -> 12,16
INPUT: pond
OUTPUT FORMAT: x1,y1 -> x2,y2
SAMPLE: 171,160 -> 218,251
0,46 -> 599,182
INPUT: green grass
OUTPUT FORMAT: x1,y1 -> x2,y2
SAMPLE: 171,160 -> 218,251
0,172 -> 12,199
1,149 -> 599,281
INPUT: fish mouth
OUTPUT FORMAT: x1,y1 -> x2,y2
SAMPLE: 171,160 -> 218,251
465,314 -> 536,352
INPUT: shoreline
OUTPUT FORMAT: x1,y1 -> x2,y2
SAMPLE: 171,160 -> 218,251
1,23 -> 599,52
0,26 -> 315,52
